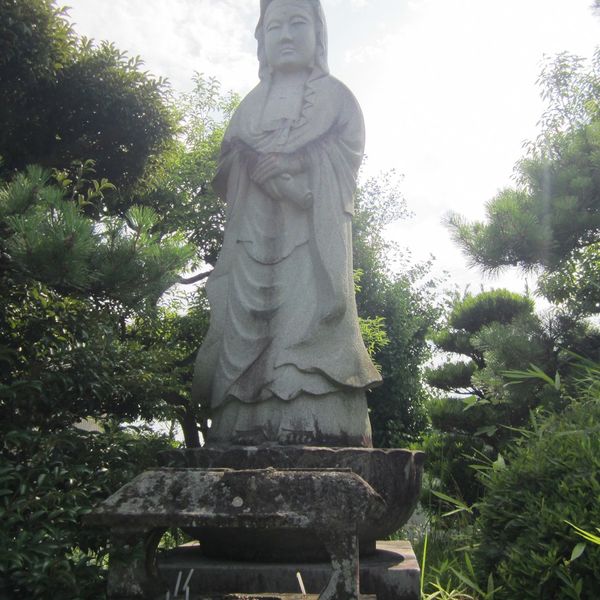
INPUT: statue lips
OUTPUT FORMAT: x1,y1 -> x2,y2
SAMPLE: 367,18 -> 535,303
280,47 -> 297,59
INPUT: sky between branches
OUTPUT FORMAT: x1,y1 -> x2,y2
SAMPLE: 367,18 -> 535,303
65,0 -> 600,297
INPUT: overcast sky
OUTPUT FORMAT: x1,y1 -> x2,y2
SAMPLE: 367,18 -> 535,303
64,0 -> 600,297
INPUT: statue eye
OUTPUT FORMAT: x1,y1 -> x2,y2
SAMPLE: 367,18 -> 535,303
291,17 -> 309,26
266,21 -> 281,32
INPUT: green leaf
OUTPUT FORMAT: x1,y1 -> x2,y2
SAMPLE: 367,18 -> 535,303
449,567 -> 484,596
431,490 -> 472,516
475,425 -> 498,437
492,453 -> 506,470
570,542 -> 586,562
565,521 -> 600,545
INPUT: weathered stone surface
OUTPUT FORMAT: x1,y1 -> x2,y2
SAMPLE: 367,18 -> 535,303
160,446 -> 424,560
89,468 -> 384,599
191,0 -> 381,448
90,467 -> 384,531
158,541 -> 419,600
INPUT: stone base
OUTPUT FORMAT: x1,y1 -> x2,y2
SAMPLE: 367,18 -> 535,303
160,446 -> 424,562
157,541 -> 419,600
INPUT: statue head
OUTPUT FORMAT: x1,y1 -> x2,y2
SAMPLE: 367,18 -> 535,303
255,0 -> 329,80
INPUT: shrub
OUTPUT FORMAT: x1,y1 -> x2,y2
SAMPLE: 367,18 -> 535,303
421,430 -> 491,510
0,426 -> 176,599
474,399 -> 600,599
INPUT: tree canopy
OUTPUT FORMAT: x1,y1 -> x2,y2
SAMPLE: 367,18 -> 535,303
0,3 -> 199,594
448,51 -> 600,316
423,289 -> 557,505
0,0 -> 174,192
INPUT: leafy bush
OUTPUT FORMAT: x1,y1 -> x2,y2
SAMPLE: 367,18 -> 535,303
421,429 -> 491,510
0,426 -> 176,599
474,399 -> 600,599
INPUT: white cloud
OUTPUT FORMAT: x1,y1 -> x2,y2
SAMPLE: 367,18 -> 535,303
66,0 -> 259,94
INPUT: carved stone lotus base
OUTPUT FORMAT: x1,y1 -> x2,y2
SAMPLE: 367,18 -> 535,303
159,446 -> 425,562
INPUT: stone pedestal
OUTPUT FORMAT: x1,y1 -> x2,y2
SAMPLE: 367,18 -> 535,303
90,446 -> 424,599
160,446 -> 424,561
88,467 -> 385,599
158,541 -> 419,600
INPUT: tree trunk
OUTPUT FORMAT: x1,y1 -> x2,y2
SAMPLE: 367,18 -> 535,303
180,407 -> 201,448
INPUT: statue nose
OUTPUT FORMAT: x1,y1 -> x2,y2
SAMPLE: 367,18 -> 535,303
280,23 -> 293,41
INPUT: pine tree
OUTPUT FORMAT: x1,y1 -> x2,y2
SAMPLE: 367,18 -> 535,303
423,289 -> 558,505
447,51 -> 600,317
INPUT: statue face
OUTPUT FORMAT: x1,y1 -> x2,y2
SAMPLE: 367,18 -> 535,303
263,0 -> 317,74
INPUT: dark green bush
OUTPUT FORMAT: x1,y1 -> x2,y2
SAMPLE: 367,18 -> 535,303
474,399 -> 600,599
421,429 -> 492,510
0,426 -> 176,599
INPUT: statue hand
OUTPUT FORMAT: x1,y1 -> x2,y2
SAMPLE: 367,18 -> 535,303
261,174 -> 313,209
263,178 -> 285,201
251,152 -> 304,185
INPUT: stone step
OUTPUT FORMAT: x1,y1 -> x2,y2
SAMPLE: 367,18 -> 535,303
158,541 -> 419,600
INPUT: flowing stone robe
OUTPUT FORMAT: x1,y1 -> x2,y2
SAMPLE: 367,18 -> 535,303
192,72 -> 382,447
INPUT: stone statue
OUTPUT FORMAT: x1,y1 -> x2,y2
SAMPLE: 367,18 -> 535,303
192,0 -> 382,447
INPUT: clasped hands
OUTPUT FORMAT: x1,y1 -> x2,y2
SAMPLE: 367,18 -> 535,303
250,152 -> 312,209
251,152 -> 304,185
250,153 -> 313,209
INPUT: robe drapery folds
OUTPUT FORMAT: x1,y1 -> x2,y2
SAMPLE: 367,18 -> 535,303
192,74 -> 382,437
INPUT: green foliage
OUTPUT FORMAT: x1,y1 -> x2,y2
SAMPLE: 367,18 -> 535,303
539,241 -> 600,314
427,290 -> 536,396
449,290 -> 534,333
424,551 -> 502,600
419,37 -> 600,600
447,50 -> 600,316
0,165 -> 193,307
0,426 -> 175,599
421,429 -> 490,507
358,314 -> 389,366
0,0 -> 174,191
0,119 -> 195,439
139,74 -> 238,268
471,313 -> 560,411
0,4 -> 217,597
431,329 -> 475,358
365,269 -> 440,446
423,290 -> 557,513
418,361 -> 600,599
0,0 -> 75,110
566,522 -> 600,546
353,171 -> 442,446
474,399 -> 600,599
426,362 -> 477,392
127,295 -> 211,446
426,290 -> 549,412
0,281 -> 201,430
427,396 -> 495,436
